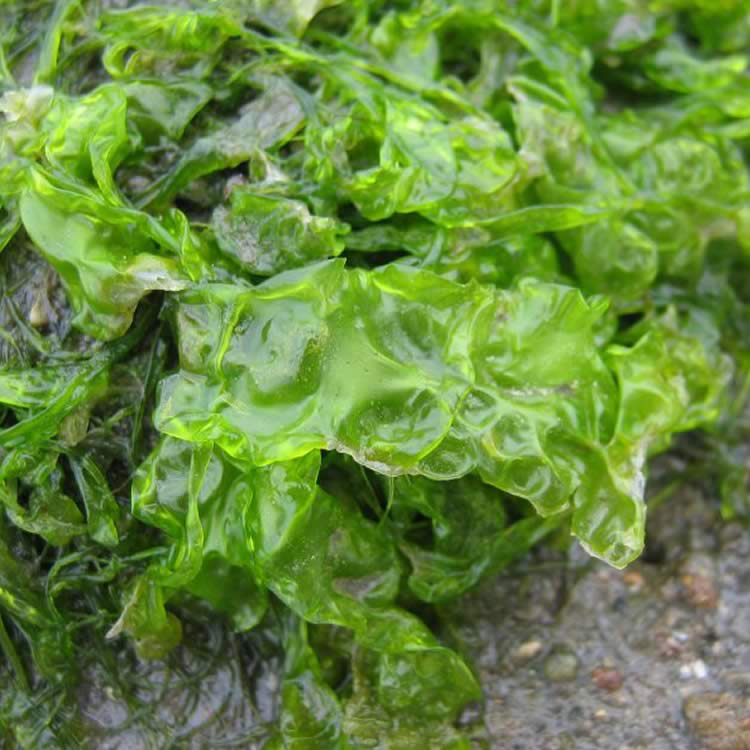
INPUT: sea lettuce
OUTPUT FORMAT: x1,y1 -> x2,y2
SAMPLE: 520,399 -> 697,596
0,1 -> 749,747
155,260 -> 728,566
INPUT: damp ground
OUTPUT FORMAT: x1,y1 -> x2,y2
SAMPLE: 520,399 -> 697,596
446,484 -> 750,750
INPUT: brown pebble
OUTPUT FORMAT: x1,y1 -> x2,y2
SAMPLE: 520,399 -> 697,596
681,573 -> 719,609
659,636 -> 684,658
623,570 -> 644,590
592,665 -> 624,692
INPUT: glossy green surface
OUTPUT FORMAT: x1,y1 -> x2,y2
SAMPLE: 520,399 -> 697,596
0,0 -> 749,747
154,260 -> 726,567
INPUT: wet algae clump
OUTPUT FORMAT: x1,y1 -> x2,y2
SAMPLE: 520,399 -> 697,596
1,1 -> 750,747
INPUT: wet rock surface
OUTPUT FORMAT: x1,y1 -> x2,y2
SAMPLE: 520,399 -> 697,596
446,486 -> 750,750
77,616 -> 281,749
73,483 -> 749,749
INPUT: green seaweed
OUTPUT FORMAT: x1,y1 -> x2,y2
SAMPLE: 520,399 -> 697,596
1,1 -> 749,746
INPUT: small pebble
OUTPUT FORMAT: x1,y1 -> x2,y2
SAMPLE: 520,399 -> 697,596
29,296 -> 48,327
623,570 -> 644,590
660,636 -> 684,657
515,640 -> 543,661
594,708 -> 609,720
544,650 -> 578,682
681,573 -> 719,609
592,665 -> 624,692
680,659 -> 709,680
